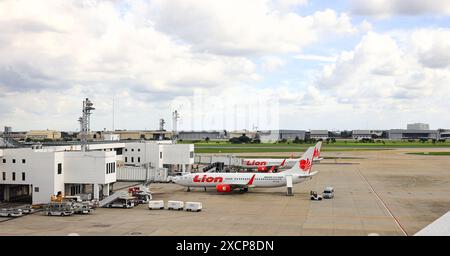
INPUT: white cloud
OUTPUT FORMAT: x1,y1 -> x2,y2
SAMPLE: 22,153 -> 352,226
262,56 -> 285,72
350,0 -> 450,17
312,30 -> 450,126
294,54 -> 337,62
147,1 -> 357,56
0,0 -> 262,130
411,28 -> 450,68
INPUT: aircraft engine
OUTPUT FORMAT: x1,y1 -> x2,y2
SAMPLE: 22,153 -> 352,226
257,166 -> 268,172
216,184 -> 232,192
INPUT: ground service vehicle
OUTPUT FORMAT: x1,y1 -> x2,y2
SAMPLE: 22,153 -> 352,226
323,187 -> 334,199
310,191 -> 323,201
185,202 -> 202,212
0,208 -> 23,217
73,203 -> 94,214
18,205 -> 34,214
148,200 -> 164,210
108,198 -> 134,208
44,202 -> 74,216
167,201 -> 184,210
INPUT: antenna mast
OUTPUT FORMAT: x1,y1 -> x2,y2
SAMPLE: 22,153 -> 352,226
172,110 -> 180,143
78,98 -> 95,152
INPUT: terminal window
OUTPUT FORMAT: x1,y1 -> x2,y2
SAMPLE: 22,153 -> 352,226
57,163 -> 62,174
34,187 -> 39,192
2,159 -> 5,163
22,159 -> 26,164
22,172 -> 25,181
12,159 -> 16,163
12,172 -> 15,181
125,157 -> 128,162
2,172 -> 5,180
138,157 -> 140,163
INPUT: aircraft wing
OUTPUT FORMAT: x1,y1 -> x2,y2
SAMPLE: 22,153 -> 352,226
227,174 -> 257,189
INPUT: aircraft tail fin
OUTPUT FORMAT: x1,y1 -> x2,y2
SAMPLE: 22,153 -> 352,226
285,146 -> 315,174
313,141 -> 322,161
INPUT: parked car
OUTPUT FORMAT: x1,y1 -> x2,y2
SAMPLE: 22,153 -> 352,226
148,200 -> 165,210
185,202 -> 202,212
167,201 -> 184,210
323,187 -> 334,199
310,191 -> 323,201
0,208 -> 23,217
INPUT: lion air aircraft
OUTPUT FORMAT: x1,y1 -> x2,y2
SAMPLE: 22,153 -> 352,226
173,146 -> 318,193
240,141 -> 323,172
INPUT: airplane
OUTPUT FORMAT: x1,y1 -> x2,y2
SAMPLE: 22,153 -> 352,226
173,146 -> 318,193
239,141 -> 323,172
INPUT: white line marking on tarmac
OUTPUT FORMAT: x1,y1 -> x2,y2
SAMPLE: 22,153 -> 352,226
357,168 -> 408,236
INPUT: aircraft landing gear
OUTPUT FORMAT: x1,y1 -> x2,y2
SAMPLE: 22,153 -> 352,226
239,188 -> 249,193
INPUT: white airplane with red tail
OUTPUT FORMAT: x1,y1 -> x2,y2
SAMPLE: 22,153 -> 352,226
173,146 -> 318,193
240,141 -> 323,172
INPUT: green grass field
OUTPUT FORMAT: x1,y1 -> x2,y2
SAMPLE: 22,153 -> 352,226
187,140 -> 450,154
406,152 -> 450,156
195,147 -> 392,154
228,155 -> 365,159
185,140 -> 450,148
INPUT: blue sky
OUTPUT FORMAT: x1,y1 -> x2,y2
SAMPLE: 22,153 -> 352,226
0,0 -> 449,131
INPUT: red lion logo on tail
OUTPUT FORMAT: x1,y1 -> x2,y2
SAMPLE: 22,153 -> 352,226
313,148 -> 320,158
299,159 -> 312,172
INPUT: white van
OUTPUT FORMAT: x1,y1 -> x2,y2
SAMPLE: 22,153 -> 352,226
323,187 -> 335,199
148,200 -> 165,210
185,202 -> 202,212
167,201 -> 184,210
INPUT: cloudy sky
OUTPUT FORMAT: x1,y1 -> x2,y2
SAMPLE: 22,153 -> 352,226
0,0 -> 449,132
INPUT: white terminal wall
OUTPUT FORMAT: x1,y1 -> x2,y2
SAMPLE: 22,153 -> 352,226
63,151 -> 116,184
161,144 -> 194,165
0,148 -> 65,204
123,142 -> 194,167
0,148 -> 117,204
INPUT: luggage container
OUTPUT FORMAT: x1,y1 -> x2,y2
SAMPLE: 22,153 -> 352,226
148,200 -> 165,210
167,201 -> 184,210
185,202 -> 202,212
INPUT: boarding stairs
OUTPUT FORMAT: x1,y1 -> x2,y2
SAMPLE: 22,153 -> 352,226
202,162 -> 225,172
98,191 -> 128,208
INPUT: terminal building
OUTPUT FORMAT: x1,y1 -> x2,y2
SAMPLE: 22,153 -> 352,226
178,130 -> 226,141
258,130 -> 306,143
0,140 -> 194,205
388,129 -> 439,140
25,130 -> 62,141
352,130 -> 373,140
309,130 -> 330,140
